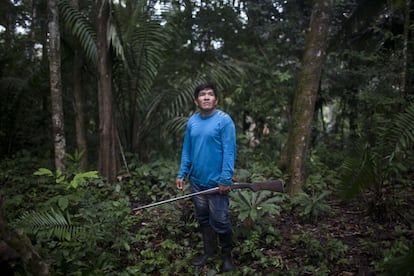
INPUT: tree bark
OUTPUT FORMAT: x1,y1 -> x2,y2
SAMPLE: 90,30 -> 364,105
72,0 -> 88,170
96,0 -> 120,182
285,0 -> 332,195
400,0 -> 411,99
48,0 -> 66,171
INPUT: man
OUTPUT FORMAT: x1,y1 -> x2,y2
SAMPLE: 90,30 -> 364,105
176,83 -> 236,272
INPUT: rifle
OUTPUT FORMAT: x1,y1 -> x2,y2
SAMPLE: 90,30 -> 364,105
132,180 -> 284,211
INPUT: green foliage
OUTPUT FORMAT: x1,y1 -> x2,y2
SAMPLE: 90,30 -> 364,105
374,237 -> 413,274
292,190 -> 332,223
338,102 -> 414,221
130,204 -> 200,275
235,229 -> 284,272
291,233 -> 325,264
69,171 -> 99,188
0,152 -> 51,220
2,0 -> 414,274
230,189 -> 284,228
58,0 -> 97,65
384,247 -> 414,276
339,142 -> 378,199
131,238 -> 193,274
164,60 -> 245,136
358,232 -> 414,275
13,164 -> 137,275
307,151 -> 341,190
325,239 -> 349,262
4,154 -> 410,275
290,231 -> 348,273
233,157 -> 285,187
124,157 -> 178,204
33,167 -> 99,189
386,103 -> 414,159
15,208 -> 81,241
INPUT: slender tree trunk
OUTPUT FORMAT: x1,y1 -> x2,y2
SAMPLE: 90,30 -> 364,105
48,0 -> 66,171
72,0 -> 88,170
401,0 -> 411,99
96,0 -> 120,182
285,0 -> 332,195
29,0 -> 38,61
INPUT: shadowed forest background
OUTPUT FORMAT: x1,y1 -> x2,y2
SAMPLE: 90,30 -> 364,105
0,0 -> 413,275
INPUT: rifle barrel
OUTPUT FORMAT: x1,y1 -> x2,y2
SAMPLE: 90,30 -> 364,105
132,180 -> 284,211
132,187 -> 219,211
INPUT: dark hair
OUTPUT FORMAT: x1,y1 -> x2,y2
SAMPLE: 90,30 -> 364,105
194,83 -> 218,99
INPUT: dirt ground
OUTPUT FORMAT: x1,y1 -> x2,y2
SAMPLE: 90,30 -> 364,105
270,196 -> 414,275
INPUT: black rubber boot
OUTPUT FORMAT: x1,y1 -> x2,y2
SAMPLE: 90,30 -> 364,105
219,232 -> 234,272
191,226 -> 217,266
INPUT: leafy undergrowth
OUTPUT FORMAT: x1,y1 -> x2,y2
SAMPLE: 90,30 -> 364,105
273,196 -> 413,275
129,193 -> 414,275
2,156 -> 413,275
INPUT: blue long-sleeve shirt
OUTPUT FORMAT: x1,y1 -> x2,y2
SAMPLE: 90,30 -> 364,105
177,110 -> 236,188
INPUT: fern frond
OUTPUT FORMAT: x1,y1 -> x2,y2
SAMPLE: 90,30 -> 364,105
164,60 -> 245,133
387,103 -> 414,161
339,143 -> 377,199
164,116 -> 191,134
339,104 -> 414,202
15,209 -> 82,241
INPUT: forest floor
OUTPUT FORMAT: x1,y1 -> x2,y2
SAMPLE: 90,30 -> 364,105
131,190 -> 413,275
268,195 -> 414,275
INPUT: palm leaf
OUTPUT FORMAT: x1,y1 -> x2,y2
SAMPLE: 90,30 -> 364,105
165,60 -> 245,134
339,102 -> 414,198
113,6 -> 174,148
339,143 -> 377,198
58,0 -> 98,65
164,116 -> 192,134
15,208 -> 82,241
386,103 -> 414,161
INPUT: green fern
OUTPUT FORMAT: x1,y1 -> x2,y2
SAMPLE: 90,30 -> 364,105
339,143 -> 378,198
386,104 -> 414,160
15,208 -> 82,241
339,102 -> 414,198
385,247 -> 414,276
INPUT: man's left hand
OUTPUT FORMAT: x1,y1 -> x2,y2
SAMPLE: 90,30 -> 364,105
218,184 -> 231,194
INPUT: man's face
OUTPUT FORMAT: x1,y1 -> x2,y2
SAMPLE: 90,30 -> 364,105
195,88 -> 218,115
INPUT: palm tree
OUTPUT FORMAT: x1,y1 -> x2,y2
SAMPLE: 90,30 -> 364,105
58,0 -> 244,171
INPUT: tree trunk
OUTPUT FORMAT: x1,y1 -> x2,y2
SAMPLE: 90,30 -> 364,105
400,0 -> 411,99
48,0 -> 66,171
285,0 -> 332,195
96,0 -> 120,182
72,0 -> 88,170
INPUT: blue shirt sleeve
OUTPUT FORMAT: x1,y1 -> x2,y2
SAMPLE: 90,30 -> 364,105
177,122 -> 192,179
218,118 -> 236,185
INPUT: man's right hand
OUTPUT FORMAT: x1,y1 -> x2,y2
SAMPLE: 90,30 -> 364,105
176,178 -> 186,191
